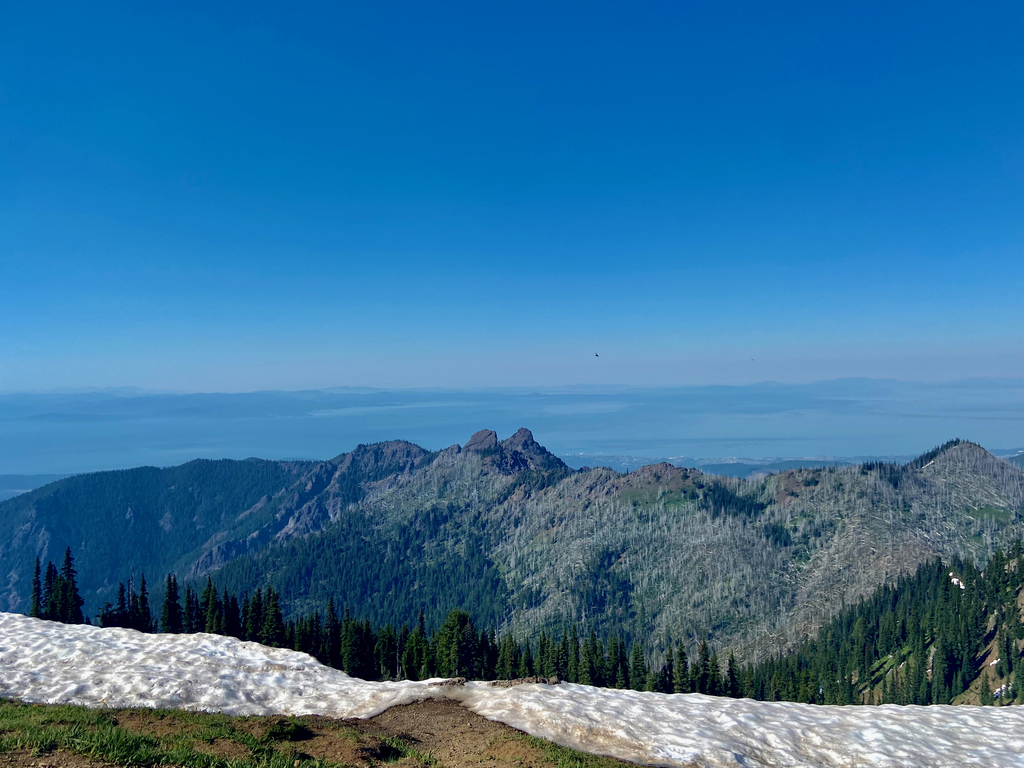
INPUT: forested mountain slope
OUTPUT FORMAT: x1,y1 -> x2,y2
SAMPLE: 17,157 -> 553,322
3,431 -> 1023,661
208,434 -> 1024,660
0,458 -> 314,610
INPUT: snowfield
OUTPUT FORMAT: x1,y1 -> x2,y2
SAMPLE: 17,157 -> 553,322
2,613 -> 1024,768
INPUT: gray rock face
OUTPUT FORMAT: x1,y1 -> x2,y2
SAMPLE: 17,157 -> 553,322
463,429 -> 498,452
503,428 -> 536,452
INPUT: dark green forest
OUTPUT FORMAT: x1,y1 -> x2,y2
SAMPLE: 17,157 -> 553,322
746,545 -> 1024,705
2,458 -> 312,608
210,500 -> 509,635
32,541 -> 1024,706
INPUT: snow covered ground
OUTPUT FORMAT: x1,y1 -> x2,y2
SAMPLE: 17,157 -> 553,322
2,613 -> 1024,768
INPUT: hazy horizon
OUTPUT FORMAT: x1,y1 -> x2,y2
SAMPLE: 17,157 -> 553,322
1,377 -> 1021,476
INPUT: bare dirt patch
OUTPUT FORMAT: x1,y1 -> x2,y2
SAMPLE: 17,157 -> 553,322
369,698 -> 553,768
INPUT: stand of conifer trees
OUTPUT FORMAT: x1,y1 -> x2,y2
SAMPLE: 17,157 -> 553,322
136,574 -> 736,694
98,574 -> 154,632
30,542 -> 1024,706
29,548 -> 85,625
743,543 -> 1024,705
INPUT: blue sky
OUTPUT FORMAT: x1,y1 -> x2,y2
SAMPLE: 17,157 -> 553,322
2,1 -> 1023,391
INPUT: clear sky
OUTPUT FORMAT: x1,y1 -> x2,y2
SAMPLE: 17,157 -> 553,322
2,1 -> 1023,391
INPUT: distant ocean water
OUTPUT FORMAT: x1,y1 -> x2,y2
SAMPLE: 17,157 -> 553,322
0,379 -> 1021,475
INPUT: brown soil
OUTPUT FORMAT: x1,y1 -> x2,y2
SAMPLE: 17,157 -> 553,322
369,698 -> 554,768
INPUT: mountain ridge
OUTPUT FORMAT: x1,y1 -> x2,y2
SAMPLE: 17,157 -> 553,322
2,430 -> 1023,661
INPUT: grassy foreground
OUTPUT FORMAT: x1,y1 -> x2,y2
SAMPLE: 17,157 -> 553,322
0,699 -> 629,768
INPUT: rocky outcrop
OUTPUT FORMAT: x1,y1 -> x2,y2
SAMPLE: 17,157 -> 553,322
463,430 -> 498,452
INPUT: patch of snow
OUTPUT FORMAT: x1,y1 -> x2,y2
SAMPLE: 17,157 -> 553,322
454,682 -> 1024,767
0,612 -> 432,718
3,613 -> 1024,768
949,573 -> 965,589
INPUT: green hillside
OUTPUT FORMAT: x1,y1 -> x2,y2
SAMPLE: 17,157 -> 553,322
745,547 -> 1024,704
0,458 -> 312,610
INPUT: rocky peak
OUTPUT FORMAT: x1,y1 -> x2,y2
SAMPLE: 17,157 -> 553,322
332,440 -> 432,475
453,427 -> 568,478
503,427 -> 538,453
463,429 -> 499,452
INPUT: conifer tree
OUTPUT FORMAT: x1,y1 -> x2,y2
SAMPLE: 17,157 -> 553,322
42,561 -> 59,620
182,586 -> 194,633
643,666 -> 658,691
661,639 -> 674,693
567,625 -> 580,683
578,638 -> 592,685
708,652 -> 722,696
260,588 -> 285,647
116,583 -> 128,622
224,591 -> 241,637
579,631 -> 598,686
29,558 -> 41,618
673,645 -> 689,693
496,635 -> 518,680
244,589 -> 264,641
979,672 -> 993,705
694,639 -> 712,694
517,642 -> 534,678
629,641 -> 646,691
58,547 -> 84,624
556,632 -> 569,680
325,597 -> 340,668
726,652 -> 740,698
201,577 -> 218,632
137,574 -> 152,632
537,633 -> 551,677
204,587 -> 221,634
128,585 -> 140,628
161,575 -> 183,633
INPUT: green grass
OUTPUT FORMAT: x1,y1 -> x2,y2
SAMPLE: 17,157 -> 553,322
0,700 -> 339,768
0,700 -> 617,768
967,505 -> 1012,523
618,488 -> 694,509
375,737 -> 438,767
514,735 -> 625,768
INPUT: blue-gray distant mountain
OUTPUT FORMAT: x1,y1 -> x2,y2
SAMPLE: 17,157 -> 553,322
2,430 -> 1022,660
4,379 -> 1024,476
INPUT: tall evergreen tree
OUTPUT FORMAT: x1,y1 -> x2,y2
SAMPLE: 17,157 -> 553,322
137,574 -> 153,632
629,641 -> 646,691
694,639 -> 712,694
29,558 -> 41,618
260,588 -> 285,647
325,597 -> 341,668
567,625 -> 580,683
42,561 -> 59,620
161,575 -> 183,633
979,673 -> 993,705
116,583 -> 128,622
673,645 -> 689,693
58,547 -> 84,624
726,652 -> 741,698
